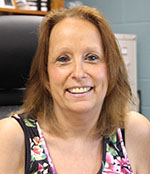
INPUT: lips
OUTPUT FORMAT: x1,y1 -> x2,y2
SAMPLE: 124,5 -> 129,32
66,87 -> 93,94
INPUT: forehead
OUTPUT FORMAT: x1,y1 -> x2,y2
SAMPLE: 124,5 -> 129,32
49,17 -> 102,45
52,17 -> 100,34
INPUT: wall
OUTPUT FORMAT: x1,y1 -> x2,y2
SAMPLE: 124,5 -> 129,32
65,0 -> 150,119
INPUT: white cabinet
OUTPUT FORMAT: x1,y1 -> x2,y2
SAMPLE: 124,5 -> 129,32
115,34 -> 139,111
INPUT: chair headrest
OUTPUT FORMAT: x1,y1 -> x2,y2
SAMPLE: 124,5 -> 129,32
0,15 -> 43,89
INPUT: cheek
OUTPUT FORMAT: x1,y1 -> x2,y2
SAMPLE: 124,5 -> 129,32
48,66 -> 61,87
94,66 -> 108,85
48,65 -> 68,89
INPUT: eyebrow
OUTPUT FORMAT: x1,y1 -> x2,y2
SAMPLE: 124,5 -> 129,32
84,46 -> 103,52
54,46 -> 103,52
50,45 -> 104,59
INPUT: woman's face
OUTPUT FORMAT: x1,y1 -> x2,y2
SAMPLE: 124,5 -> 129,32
47,17 -> 108,115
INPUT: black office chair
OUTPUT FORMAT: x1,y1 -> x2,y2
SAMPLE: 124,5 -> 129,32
0,15 -> 43,119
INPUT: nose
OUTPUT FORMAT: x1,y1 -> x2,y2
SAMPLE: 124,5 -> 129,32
71,59 -> 87,80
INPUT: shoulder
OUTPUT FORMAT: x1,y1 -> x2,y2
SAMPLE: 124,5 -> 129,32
125,111 -> 150,141
125,111 -> 150,173
0,116 -> 25,138
0,116 -> 25,151
0,117 -> 25,173
126,111 -> 150,134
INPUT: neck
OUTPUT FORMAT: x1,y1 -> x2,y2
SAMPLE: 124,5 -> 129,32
52,106 -> 101,139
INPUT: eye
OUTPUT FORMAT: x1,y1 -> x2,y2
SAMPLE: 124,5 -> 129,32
85,54 -> 100,62
56,55 -> 70,63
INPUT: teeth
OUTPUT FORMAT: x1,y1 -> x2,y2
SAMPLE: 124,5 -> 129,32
68,87 -> 91,93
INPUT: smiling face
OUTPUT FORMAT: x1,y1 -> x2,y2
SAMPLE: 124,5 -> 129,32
47,17 -> 108,116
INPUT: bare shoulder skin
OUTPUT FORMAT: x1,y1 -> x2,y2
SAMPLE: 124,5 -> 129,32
125,111 -> 150,174
0,117 -> 25,174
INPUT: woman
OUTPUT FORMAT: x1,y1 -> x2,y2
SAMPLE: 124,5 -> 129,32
0,6 -> 150,174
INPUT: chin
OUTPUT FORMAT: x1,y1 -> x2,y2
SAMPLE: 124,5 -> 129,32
67,102 -> 97,114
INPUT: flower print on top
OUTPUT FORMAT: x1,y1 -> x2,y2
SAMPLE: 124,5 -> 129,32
101,129 -> 133,174
12,114 -> 133,174
12,114 -> 53,174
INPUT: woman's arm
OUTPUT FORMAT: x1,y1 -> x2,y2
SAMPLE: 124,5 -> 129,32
0,117 -> 25,174
125,111 -> 150,174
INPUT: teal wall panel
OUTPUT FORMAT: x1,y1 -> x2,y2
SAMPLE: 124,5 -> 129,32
138,80 -> 150,106
122,0 -> 150,23
141,107 -> 150,120
138,52 -> 150,79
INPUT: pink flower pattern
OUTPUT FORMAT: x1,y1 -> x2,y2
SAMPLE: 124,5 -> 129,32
102,129 -> 133,174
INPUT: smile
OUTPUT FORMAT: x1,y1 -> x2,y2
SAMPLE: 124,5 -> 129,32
67,87 -> 93,94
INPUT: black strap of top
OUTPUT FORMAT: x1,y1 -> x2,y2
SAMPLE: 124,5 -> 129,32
12,115 -> 31,174
121,128 -> 125,146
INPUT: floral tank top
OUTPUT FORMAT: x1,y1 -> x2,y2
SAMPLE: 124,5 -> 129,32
12,114 -> 133,174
